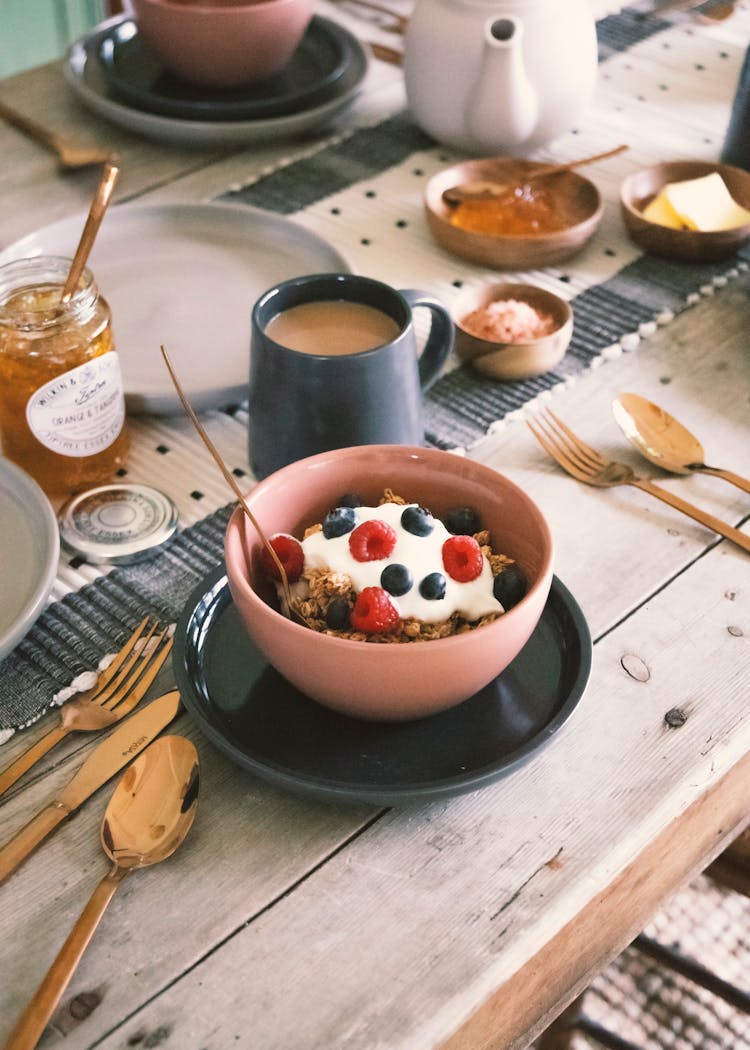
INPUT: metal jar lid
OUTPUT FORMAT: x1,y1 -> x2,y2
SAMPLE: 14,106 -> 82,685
58,483 -> 179,565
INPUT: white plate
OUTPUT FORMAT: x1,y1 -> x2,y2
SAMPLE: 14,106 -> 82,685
0,458 -> 60,661
64,16 -> 368,148
0,202 -> 352,414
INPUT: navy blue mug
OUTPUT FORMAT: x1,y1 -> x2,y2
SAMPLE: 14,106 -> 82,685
249,273 -> 454,478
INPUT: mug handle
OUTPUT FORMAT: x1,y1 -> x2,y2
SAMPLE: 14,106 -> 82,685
399,289 -> 454,392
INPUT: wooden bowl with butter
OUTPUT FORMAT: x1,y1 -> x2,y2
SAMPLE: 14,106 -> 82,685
620,160 -> 750,262
424,158 -> 603,270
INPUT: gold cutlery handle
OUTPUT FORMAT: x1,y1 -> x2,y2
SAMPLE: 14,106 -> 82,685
0,726 -> 69,798
4,867 -> 128,1050
632,479 -> 750,552
699,466 -> 750,495
0,802 -> 71,885
0,99 -> 66,158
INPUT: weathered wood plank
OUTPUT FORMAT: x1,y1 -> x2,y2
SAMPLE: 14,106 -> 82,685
70,538 -> 748,1050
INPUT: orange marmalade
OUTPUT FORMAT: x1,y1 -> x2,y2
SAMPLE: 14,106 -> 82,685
0,257 -> 129,496
448,182 -> 568,236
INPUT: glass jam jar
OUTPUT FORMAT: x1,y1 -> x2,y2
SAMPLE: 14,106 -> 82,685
0,256 -> 129,496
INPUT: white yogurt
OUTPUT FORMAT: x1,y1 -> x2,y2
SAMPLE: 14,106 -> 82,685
299,502 -> 504,624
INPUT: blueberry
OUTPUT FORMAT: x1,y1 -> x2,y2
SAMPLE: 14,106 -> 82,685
336,492 -> 363,508
322,506 -> 357,538
325,598 -> 351,630
401,505 -> 434,537
445,505 -> 481,535
380,563 -> 413,596
419,572 -> 446,600
493,565 -> 527,610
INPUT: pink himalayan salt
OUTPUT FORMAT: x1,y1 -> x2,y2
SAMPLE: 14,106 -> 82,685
461,298 -> 555,343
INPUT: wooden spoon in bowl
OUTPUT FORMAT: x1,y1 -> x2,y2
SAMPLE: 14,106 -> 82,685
442,144 -> 628,206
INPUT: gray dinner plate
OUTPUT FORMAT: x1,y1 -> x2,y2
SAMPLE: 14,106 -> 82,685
0,458 -> 59,661
0,202 -> 351,415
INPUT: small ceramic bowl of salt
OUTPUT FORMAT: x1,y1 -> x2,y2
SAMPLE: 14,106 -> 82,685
452,281 -> 573,381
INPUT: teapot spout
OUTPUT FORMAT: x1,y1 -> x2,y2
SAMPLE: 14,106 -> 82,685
466,15 -> 539,153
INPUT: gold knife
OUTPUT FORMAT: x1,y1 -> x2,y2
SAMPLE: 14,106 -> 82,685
0,690 -> 182,885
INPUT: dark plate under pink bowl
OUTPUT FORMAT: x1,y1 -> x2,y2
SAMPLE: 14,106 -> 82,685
173,567 -> 592,806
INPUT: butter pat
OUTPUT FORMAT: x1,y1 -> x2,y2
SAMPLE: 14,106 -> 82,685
642,192 -> 684,229
643,172 -> 750,232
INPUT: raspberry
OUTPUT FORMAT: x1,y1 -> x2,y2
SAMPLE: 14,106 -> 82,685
350,586 -> 400,633
442,535 -> 483,582
348,519 -> 397,562
259,533 -> 304,582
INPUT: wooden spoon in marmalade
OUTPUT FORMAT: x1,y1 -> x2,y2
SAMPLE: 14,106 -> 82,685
442,144 -> 628,206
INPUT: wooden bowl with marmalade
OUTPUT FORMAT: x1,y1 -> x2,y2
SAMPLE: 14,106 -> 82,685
424,157 -> 603,270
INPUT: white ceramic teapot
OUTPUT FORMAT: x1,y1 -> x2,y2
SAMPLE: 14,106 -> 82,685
403,0 -> 598,155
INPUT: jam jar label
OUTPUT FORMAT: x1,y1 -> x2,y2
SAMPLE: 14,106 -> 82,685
26,352 -> 126,458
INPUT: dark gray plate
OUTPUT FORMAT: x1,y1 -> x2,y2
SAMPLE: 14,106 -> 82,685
173,567 -> 592,806
96,16 -> 360,121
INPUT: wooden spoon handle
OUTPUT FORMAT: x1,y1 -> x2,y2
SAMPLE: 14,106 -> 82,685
699,466 -> 750,495
530,143 -> 629,181
442,144 -> 629,204
4,867 -> 127,1050
0,725 -> 69,798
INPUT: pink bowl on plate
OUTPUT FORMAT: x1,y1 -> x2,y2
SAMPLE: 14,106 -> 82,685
224,445 -> 554,722
130,0 -> 315,88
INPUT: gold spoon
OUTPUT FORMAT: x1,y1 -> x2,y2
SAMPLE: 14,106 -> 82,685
0,98 -> 118,171
160,345 -> 308,626
442,144 -> 629,206
612,392 -> 750,494
4,735 -> 199,1050
60,160 -> 119,304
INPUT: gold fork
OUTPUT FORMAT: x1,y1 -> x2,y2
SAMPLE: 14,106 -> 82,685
0,618 -> 174,797
0,99 -> 118,171
527,408 -> 750,554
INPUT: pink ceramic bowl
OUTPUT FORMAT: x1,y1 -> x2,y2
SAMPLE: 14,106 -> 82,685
225,445 -> 554,722
130,0 -> 315,88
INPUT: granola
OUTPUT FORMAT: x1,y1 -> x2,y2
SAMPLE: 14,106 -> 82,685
265,492 -> 526,643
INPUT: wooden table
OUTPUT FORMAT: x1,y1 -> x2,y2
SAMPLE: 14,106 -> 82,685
1,4 -> 749,1048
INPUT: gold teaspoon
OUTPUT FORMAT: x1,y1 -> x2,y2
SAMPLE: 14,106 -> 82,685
612,392 -> 750,494
61,160 -> 119,303
4,736 -> 199,1050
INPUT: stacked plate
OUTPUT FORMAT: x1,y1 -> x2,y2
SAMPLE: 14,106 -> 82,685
65,16 -> 369,147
